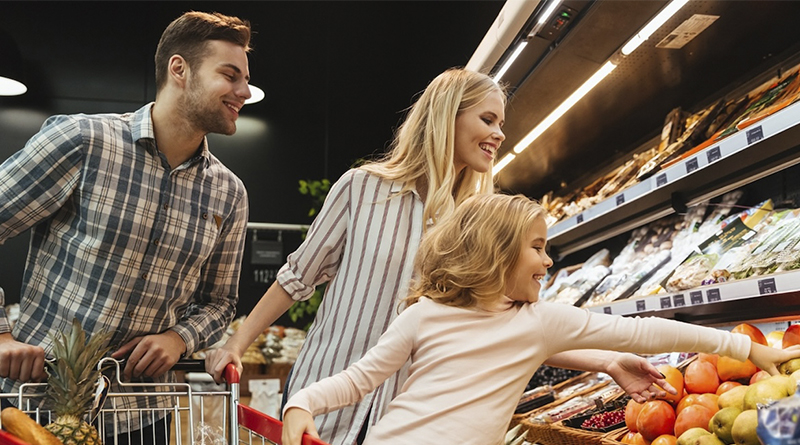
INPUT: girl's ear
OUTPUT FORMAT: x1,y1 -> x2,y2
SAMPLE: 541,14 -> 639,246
167,55 -> 188,88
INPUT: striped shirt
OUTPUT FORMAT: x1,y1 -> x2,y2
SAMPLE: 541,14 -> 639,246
0,103 -> 248,431
278,169 -> 425,445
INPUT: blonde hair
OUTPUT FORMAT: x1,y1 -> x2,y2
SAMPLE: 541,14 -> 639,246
406,194 -> 547,309
360,68 -> 507,226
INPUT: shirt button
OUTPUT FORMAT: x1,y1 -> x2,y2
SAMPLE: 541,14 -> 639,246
202,212 -> 208,219
163,203 -> 169,210
153,239 -> 160,246
142,273 -> 148,279
129,311 -> 135,317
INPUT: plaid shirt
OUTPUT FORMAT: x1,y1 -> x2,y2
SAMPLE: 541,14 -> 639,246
0,103 -> 248,431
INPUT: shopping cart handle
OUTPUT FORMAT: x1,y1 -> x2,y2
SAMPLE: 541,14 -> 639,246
172,359 -> 207,372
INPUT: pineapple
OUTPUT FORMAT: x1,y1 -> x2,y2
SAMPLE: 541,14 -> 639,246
44,318 -> 112,445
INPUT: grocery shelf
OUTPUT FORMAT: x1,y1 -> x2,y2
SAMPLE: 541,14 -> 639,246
585,269 -> 800,326
547,100 -> 800,259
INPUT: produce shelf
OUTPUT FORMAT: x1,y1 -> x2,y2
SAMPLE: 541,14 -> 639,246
548,100 -> 800,258
586,268 -> 800,326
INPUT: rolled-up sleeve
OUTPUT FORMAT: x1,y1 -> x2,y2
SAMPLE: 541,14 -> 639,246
277,170 -> 354,301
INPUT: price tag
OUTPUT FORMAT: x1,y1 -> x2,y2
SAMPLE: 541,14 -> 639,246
758,278 -> 777,295
616,194 -> 625,206
576,213 -> 584,224
660,296 -> 672,309
673,294 -> 686,307
603,307 -> 612,315
636,300 -> 646,312
685,157 -> 699,174
706,288 -> 721,302
747,126 -> 764,144
706,146 -> 721,163
690,291 -> 704,305
656,173 -> 668,187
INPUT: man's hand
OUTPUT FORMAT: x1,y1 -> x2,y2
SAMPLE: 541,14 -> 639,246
0,333 -> 46,382
111,330 -> 187,380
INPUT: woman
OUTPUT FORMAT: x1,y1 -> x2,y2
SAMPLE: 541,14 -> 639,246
206,68 -> 672,445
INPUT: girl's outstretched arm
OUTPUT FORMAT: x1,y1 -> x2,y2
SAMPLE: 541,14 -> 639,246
545,350 -> 676,403
282,407 -> 320,445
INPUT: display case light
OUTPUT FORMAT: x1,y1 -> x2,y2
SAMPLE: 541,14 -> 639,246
493,153 -> 516,176
493,41 -> 527,83
621,0 -> 690,56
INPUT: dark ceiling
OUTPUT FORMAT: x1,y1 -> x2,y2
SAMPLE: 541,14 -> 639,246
494,0 -> 800,200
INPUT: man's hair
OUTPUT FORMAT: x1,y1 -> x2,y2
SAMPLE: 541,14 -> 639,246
406,193 -> 546,309
155,11 -> 252,91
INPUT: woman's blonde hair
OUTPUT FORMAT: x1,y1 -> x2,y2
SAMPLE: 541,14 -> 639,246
406,193 -> 547,309
360,68 -> 507,225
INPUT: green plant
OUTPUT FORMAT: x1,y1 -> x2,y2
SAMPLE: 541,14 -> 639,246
287,178 -> 331,330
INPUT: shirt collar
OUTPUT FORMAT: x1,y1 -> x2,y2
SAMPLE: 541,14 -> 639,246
130,103 -> 211,169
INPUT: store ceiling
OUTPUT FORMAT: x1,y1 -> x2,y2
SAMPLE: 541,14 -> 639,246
495,0 -> 800,200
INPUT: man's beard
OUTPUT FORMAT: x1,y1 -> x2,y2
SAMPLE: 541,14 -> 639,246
182,74 -> 237,136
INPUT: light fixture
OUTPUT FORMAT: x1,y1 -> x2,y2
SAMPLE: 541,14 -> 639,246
0,31 -> 27,96
493,41 -> 527,83
513,61 -> 617,155
493,0 -> 691,174
246,84 -> 264,104
534,0 -> 562,30
493,153 -> 516,176
621,0 -> 690,56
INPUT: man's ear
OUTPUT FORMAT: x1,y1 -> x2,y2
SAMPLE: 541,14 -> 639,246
168,55 -> 188,87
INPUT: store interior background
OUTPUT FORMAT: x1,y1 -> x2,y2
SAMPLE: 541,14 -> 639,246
3,1 -> 800,328
0,1 -> 503,320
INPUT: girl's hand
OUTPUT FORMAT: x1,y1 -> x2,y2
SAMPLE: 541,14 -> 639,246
282,408 -> 319,445
748,343 -> 800,374
606,353 -> 677,403
204,346 -> 243,384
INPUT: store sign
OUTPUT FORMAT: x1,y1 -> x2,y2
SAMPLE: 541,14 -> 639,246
251,240 -> 284,266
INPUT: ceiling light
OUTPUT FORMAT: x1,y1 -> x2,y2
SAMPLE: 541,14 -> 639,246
512,61 -> 617,155
246,84 -> 264,104
493,41 -> 527,83
0,31 -> 27,96
621,0 -> 690,56
537,0 -> 562,26
493,153 -> 516,176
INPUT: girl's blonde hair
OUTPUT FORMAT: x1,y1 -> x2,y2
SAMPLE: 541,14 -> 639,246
360,68 -> 507,225
406,193 -> 547,308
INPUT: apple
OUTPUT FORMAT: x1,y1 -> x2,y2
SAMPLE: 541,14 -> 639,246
783,324 -> 800,348
749,370 -> 770,384
732,323 -> 768,345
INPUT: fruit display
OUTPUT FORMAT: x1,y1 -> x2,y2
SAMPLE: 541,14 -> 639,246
541,62 -> 800,226
615,323 -> 800,445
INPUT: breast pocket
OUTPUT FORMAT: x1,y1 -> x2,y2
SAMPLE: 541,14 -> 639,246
164,202 -> 222,280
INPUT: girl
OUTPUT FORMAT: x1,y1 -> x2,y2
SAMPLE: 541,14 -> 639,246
281,193 -> 800,445
206,68 -> 675,444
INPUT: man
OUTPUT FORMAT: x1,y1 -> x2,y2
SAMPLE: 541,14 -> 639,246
0,11 -> 252,444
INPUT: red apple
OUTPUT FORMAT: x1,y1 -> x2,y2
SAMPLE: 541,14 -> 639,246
783,324 -> 800,349
732,323 -> 768,346
750,370 -> 771,384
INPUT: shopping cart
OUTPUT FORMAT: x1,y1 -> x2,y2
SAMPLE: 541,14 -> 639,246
0,357 -> 329,445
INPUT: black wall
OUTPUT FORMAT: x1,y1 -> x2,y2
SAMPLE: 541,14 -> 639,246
0,1 -> 503,315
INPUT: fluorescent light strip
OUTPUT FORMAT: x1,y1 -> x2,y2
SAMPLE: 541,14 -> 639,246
493,41 -> 528,82
512,61 -> 617,155
493,153 -> 516,176
621,0 -> 690,55
0,76 -> 27,96
537,0 -> 562,26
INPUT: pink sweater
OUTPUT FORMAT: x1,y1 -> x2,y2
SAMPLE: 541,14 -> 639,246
284,298 -> 750,444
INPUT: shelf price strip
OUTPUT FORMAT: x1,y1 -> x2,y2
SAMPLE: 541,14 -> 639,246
758,277 -> 777,295
685,157 -> 699,174
746,125 -> 764,144
707,146 -> 721,163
